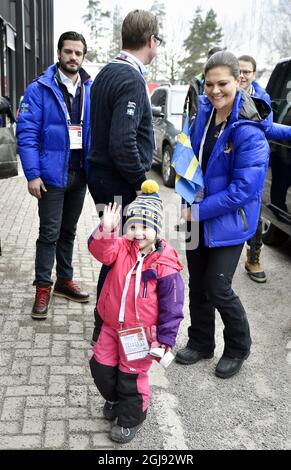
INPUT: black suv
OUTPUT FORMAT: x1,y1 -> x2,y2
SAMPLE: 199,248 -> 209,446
151,84 -> 188,187
262,58 -> 291,245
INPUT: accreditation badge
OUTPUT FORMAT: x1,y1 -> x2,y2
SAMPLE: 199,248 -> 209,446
118,326 -> 150,361
69,125 -> 83,149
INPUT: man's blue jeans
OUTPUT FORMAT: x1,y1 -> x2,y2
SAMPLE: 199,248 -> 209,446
34,170 -> 87,285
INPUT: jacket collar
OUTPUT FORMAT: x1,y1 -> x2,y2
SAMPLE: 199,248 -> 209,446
198,89 -> 271,121
55,68 -> 81,97
123,237 -> 164,263
192,90 -> 272,164
38,64 -> 91,88
36,64 -> 91,123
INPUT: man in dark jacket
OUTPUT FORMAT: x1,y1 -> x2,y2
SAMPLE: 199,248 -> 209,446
17,31 -> 91,319
88,9 -> 161,344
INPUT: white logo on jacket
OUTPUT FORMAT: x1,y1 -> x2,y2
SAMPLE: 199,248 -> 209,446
126,101 -> 136,116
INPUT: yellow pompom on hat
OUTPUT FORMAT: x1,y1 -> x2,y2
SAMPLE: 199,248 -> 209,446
126,179 -> 163,234
141,179 -> 159,194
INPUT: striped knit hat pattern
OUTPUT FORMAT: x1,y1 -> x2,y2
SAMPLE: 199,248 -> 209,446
126,180 -> 163,234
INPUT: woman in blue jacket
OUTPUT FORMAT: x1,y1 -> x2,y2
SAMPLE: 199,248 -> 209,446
175,51 -> 271,378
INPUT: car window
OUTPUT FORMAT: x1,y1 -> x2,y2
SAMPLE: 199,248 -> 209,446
269,61 -> 291,126
170,90 -> 188,115
151,89 -> 167,107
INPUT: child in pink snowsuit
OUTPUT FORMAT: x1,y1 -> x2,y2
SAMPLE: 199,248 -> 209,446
88,180 -> 184,444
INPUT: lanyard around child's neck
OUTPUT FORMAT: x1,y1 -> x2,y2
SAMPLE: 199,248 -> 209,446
118,253 -> 145,326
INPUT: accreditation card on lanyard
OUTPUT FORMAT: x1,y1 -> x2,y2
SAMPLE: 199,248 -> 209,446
117,253 -> 150,361
67,88 -> 85,150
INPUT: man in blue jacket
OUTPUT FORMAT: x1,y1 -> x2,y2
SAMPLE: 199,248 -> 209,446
87,10 -> 161,344
239,54 -> 291,283
238,55 -> 269,283
17,31 -> 91,319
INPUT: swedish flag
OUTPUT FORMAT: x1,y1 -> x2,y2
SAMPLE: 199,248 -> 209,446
172,115 -> 204,204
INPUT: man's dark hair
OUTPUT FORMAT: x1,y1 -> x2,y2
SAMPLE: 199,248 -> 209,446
57,31 -> 87,55
122,9 -> 159,50
208,46 -> 226,59
238,55 -> 257,72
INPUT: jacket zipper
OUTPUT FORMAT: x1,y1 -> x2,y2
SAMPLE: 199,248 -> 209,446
64,140 -> 70,187
142,281 -> 147,298
238,208 -> 248,231
173,279 -> 177,302
208,222 -> 211,247
204,186 -> 212,247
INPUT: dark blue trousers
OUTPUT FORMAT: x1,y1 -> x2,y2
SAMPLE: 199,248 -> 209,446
87,165 -> 136,298
34,170 -> 87,285
87,165 -> 137,334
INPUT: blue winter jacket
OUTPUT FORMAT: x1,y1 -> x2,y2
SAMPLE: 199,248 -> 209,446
190,90 -> 270,247
252,80 -> 271,105
16,64 -> 92,187
252,80 -> 291,141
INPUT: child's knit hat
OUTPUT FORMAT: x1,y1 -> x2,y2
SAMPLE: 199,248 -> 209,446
126,180 -> 163,234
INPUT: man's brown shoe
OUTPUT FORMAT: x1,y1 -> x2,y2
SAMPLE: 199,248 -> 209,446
31,285 -> 51,319
53,279 -> 90,303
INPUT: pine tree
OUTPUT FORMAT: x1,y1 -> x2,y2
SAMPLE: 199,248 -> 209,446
148,0 -> 166,82
109,4 -> 122,59
180,7 -> 223,81
82,0 -> 102,62
98,10 -> 112,63
263,0 -> 291,61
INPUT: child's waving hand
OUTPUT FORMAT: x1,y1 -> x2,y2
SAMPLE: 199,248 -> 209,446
102,202 -> 121,233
